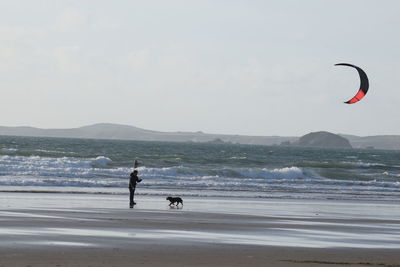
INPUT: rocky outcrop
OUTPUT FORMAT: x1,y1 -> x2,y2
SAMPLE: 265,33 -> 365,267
297,131 -> 352,148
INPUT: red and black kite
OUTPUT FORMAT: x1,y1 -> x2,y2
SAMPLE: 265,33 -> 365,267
335,63 -> 369,104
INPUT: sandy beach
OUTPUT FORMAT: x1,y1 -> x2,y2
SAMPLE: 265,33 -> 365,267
1,193 -> 400,266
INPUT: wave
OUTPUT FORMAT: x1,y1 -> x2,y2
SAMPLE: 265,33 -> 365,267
298,160 -> 389,169
0,155 -> 315,191
33,149 -> 72,155
0,155 -> 121,178
0,154 -> 309,180
136,165 -> 310,181
0,154 -> 395,182
91,156 -> 113,167
1,148 -> 18,154
0,154 -> 399,199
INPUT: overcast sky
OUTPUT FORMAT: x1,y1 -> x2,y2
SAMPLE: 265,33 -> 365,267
0,0 -> 399,136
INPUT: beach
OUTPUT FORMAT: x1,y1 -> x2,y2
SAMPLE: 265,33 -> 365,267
1,193 -> 400,266
1,137 -> 400,266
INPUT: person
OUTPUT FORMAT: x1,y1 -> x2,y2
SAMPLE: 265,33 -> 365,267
129,170 -> 142,208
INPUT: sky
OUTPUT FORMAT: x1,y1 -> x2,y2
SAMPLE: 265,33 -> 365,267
0,0 -> 399,136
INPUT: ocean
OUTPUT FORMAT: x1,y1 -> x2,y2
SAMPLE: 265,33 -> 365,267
0,135 -> 399,201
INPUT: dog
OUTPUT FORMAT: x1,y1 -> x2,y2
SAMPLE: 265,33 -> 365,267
166,196 -> 183,206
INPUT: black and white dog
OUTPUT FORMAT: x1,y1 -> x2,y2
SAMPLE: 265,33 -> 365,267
166,196 -> 183,206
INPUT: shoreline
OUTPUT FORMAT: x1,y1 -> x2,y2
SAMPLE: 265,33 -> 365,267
1,193 -> 400,266
1,186 -> 399,203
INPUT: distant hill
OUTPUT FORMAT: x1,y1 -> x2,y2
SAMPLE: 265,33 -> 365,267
295,131 -> 352,148
0,123 -> 296,146
340,134 -> 400,150
1,123 -> 399,150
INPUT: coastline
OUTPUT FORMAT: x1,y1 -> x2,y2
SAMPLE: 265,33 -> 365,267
1,193 -> 400,266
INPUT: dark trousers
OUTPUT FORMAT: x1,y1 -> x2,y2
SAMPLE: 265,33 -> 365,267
129,186 -> 136,205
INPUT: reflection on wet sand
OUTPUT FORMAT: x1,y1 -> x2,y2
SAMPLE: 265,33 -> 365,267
1,194 -> 400,249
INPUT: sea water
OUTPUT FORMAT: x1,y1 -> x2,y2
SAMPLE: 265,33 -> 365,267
0,135 -> 399,201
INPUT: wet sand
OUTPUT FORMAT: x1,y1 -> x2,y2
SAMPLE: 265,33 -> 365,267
1,193 -> 400,266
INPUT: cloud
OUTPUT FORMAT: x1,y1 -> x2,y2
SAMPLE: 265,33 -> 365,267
127,49 -> 151,70
0,42 -> 15,60
54,46 -> 81,73
56,8 -> 88,32
0,26 -> 47,74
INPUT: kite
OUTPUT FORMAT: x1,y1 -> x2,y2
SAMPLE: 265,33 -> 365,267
335,63 -> 369,104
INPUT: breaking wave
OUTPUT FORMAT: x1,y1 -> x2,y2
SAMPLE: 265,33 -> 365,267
0,150 -> 399,200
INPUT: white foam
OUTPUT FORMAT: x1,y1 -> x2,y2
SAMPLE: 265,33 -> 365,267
91,156 -> 112,167
139,166 -> 307,180
351,161 -> 386,168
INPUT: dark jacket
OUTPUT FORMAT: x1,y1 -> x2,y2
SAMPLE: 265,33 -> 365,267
129,173 -> 142,188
